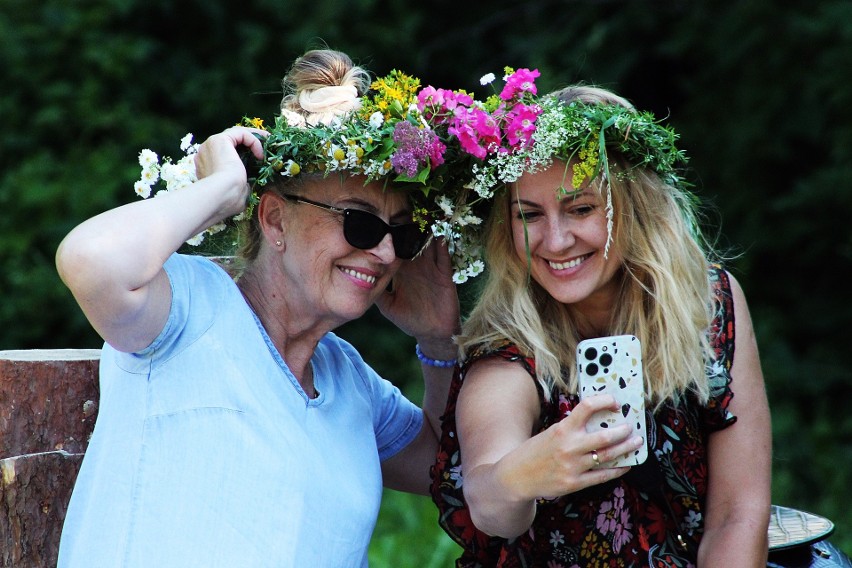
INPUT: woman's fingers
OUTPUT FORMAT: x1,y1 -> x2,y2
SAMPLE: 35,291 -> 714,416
195,126 -> 268,179
228,126 -> 268,160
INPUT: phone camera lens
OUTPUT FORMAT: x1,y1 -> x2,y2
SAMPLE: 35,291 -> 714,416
599,353 -> 613,367
586,363 -> 599,376
583,347 -> 597,360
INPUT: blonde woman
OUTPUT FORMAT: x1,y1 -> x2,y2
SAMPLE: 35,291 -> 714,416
431,85 -> 771,566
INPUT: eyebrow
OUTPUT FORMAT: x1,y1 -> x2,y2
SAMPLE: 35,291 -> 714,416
510,189 -> 592,209
338,196 -> 412,223
509,198 -> 541,209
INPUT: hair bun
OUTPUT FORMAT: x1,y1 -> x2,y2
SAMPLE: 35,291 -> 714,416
280,49 -> 370,126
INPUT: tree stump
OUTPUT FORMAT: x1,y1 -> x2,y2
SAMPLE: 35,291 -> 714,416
0,349 -> 100,568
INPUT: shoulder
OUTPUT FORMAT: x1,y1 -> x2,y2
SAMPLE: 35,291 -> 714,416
460,351 -> 541,427
164,254 -> 230,286
464,340 -> 537,378
138,254 -> 235,358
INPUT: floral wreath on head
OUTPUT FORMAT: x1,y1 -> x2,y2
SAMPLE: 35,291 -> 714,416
133,67 -> 692,283
461,70 -> 695,262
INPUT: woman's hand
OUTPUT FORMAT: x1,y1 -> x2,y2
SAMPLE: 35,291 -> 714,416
194,126 -> 267,220
516,395 -> 642,497
375,237 -> 460,357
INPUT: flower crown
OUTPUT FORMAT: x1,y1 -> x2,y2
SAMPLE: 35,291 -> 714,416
134,68 -> 691,282
463,73 -> 694,258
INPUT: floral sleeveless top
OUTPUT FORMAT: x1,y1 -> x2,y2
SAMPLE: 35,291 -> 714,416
430,267 -> 737,568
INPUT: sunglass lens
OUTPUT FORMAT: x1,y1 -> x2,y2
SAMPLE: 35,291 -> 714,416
390,225 -> 430,260
343,209 -> 429,259
343,209 -> 386,250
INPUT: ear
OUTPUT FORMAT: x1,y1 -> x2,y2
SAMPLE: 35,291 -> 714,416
256,191 -> 289,250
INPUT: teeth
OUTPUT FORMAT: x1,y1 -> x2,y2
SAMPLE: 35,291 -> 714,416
342,268 -> 376,284
548,255 -> 589,270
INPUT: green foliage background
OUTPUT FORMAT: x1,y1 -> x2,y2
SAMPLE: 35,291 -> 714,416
2,0 -> 851,563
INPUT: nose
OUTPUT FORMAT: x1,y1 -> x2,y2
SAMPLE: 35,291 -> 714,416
369,232 -> 397,264
542,217 -> 576,253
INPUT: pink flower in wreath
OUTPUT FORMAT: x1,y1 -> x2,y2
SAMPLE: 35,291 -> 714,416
417,86 -> 473,123
504,103 -> 542,148
449,107 -> 500,159
500,68 -> 540,100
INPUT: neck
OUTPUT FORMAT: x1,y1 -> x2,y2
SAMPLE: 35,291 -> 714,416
237,266 -> 326,394
570,269 -> 625,339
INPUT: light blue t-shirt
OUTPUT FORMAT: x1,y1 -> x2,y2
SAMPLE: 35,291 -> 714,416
58,254 -> 423,567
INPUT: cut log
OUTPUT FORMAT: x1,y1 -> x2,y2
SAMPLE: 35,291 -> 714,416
0,349 -> 100,568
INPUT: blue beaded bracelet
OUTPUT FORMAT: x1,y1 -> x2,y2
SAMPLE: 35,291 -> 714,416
415,344 -> 458,368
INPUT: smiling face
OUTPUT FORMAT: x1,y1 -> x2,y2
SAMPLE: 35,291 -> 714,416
510,160 -> 624,316
274,175 -> 411,328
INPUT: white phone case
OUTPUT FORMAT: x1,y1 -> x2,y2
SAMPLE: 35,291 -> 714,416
577,334 -> 648,467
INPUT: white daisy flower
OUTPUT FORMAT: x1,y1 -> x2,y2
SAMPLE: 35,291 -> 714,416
179,133 -> 194,152
185,232 -> 205,246
480,73 -> 496,86
140,167 -> 159,185
206,222 -> 226,235
368,112 -> 384,129
138,149 -> 158,168
133,180 -> 152,199
467,260 -> 485,277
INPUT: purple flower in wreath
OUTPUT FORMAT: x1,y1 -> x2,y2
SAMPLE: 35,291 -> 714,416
391,120 -> 446,177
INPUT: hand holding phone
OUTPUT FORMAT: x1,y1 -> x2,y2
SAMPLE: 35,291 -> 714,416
577,334 -> 648,468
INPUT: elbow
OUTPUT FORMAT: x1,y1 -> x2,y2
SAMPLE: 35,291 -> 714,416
56,233 -> 102,295
464,487 -> 534,539
56,234 -> 85,290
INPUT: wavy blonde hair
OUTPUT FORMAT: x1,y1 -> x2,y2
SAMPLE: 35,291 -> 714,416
458,86 -> 716,409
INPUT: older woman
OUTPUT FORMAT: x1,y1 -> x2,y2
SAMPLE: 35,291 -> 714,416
56,49 -> 464,567
430,79 -> 771,567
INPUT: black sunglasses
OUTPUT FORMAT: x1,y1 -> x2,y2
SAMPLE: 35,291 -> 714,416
283,195 -> 431,260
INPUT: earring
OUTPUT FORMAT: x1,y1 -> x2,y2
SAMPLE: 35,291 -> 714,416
275,240 -> 282,247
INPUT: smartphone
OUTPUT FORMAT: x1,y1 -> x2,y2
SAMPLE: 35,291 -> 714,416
577,334 -> 648,467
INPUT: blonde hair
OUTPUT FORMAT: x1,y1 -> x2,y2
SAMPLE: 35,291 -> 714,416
458,86 -> 716,409
280,49 -> 371,122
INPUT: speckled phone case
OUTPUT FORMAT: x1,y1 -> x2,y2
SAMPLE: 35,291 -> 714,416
577,334 -> 648,467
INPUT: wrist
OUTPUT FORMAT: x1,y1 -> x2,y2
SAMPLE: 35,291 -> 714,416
415,343 -> 458,368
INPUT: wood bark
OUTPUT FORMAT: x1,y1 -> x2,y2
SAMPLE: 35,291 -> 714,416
0,349 -> 100,568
